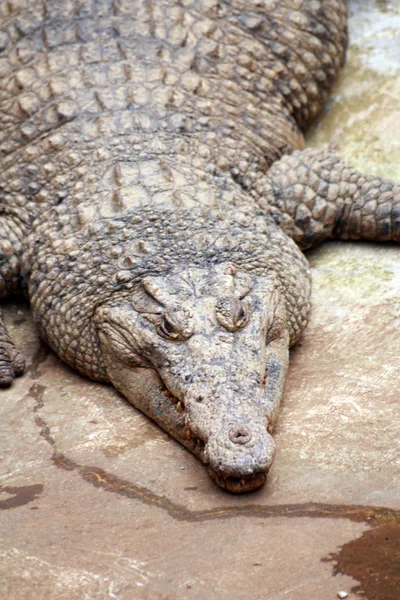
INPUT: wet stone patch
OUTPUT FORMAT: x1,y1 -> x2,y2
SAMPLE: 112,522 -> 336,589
325,520 -> 400,600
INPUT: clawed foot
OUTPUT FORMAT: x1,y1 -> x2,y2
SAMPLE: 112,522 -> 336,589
0,312 -> 25,387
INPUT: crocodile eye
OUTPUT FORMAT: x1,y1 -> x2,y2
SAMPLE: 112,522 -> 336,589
156,310 -> 194,341
160,313 -> 180,339
236,306 -> 247,327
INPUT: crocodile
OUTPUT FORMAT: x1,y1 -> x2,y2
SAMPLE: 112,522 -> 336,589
1,0 -> 399,493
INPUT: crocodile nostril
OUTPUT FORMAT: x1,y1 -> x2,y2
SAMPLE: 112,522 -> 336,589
229,426 -> 252,445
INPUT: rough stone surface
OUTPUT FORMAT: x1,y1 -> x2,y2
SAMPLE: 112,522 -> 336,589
1,1 -> 400,599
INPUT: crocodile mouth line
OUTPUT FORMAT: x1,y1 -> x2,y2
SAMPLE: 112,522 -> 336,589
158,372 -> 272,493
160,384 -> 206,455
207,468 -> 268,494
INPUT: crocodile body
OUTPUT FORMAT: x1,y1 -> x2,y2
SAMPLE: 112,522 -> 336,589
1,0 -> 399,492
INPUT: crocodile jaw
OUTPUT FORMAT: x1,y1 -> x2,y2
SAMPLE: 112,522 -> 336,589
207,468 -> 268,494
99,344 -> 284,493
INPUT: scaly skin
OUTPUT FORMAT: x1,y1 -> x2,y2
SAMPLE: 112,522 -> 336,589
0,0 -> 399,492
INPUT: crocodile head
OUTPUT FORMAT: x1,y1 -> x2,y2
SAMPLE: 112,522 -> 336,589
28,207 -> 308,493
97,263 -> 289,493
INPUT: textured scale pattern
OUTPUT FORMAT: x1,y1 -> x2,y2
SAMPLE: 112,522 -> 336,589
25,205 -> 312,379
262,149 -> 400,249
0,0 -> 347,227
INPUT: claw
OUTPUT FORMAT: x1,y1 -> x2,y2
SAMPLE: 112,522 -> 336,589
0,343 -> 26,387
0,360 -> 15,387
0,312 -> 26,387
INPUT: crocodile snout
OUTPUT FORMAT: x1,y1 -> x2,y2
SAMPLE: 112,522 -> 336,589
204,422 -> 275,493
98,268 -> 290,493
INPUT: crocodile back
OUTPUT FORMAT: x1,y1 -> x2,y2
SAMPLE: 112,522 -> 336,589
0,0 -> 347,222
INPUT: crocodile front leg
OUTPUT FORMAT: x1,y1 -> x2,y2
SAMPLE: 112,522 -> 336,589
0,213 -> 29,386
0,311 -> 25,387
262,148 -> 400,249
